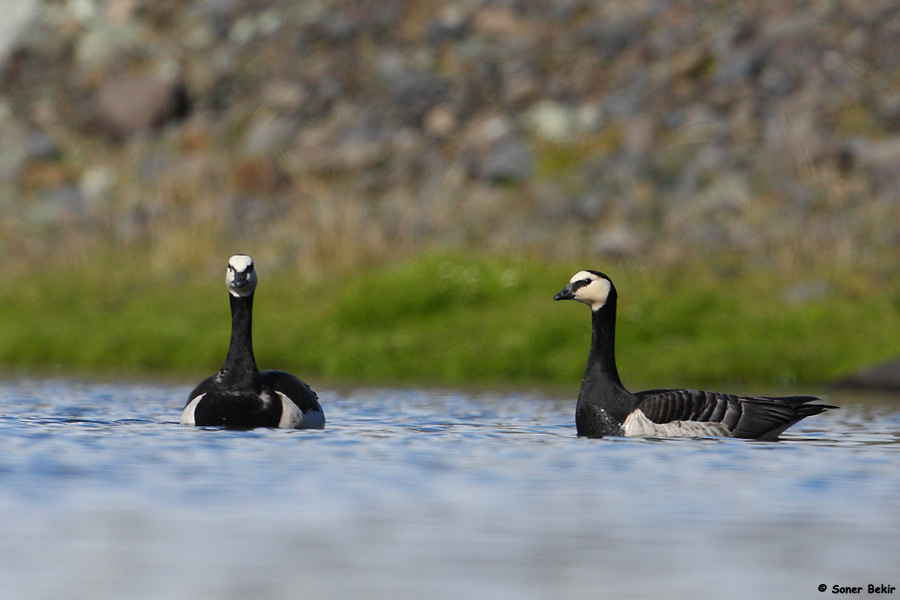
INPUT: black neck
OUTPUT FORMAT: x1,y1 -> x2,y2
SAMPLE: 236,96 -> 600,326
575,288 -> 638,436
586,295 -> 625,391
219,292 -> 260,392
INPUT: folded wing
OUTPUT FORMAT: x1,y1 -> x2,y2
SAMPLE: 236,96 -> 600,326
634,388 -> 835,440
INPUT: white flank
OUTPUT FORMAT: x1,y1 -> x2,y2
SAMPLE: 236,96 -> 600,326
622,409 -> 731,438
180,393 -> 205,426
276,391 -> 303,427
276,391 -> 325,429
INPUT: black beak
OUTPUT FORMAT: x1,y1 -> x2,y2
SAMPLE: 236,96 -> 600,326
232,272 -> 250,288
554,284 -> 576,301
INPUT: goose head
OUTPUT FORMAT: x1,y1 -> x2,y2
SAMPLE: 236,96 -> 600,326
226,254 -> 257,297
554,270 -> 615,311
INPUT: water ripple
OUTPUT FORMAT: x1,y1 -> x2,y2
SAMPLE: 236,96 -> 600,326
0,379 -> 898,600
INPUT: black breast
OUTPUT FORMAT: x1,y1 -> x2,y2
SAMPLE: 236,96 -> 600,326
192,389 -> 283,428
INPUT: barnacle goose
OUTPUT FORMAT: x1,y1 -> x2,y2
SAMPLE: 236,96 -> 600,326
180,255 -> 324,429
554,270 -> 835,439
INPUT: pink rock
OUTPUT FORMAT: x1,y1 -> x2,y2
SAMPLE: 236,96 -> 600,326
94,75 -> 189,138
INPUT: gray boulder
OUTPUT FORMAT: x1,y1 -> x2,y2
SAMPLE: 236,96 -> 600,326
832,359 -> 900,392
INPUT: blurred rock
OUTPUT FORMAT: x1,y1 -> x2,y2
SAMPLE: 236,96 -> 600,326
578,193 -> 606,219
19,160 -> 69,190
261,81 -> 308,112
524,100 -> 576,143
602,74 -> 650,120
577,18 -> 642,60
241,114 -> 298,157
424,105 -> 457,138
230,8 -> 282,46
80,167 -> 116,206
876,92 -> 900,132
228,159 -> 287,194
473,7 -> 524,37
781,280 -> 830,305
466,115 -> 513,148
478,137 -> 533,183
425,5 -> 469,43
575,103 -> 604,134
315,12 -> 360,44
623,116 -> 655,158
592,224 -> 642,257
106,0 -> 139,25
715,47 -> 765,87
75,20 -> 143,70
116,205 -> 150,241
0,120 -> 29,182
299,128 -> 388,174
93,75 -> 191,138
25,185 -> 85,228
380,64 -> 450,127
26,130 -> 60,161
832,359 -> 900,391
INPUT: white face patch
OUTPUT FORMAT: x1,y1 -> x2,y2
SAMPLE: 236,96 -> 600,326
569,271 -> 612,311
226,254 -> 257,297
569,270 -> 596,285
229,254 -> 254,272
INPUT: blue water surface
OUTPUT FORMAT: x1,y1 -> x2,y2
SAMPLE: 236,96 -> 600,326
0,379 -> 898,600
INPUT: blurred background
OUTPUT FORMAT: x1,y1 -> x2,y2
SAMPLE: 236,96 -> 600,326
2,0 -> 900,388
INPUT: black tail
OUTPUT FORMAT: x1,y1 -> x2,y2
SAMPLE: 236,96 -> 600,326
732,396 -> 837,440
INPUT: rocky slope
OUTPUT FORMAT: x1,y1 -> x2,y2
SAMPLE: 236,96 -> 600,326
2,0 -> 900,274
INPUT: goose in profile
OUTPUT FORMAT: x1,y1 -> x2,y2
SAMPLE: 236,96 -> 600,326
180,255 -> 324,429
554,270 -> 835,439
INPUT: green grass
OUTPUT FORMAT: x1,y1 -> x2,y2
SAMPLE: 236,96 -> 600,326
2,251 -> 900,391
